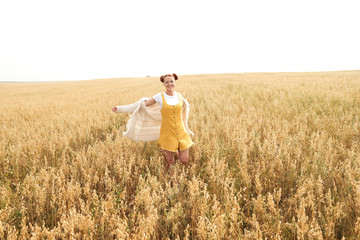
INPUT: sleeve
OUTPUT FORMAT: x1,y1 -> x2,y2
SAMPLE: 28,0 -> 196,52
179,92 -> 186,108
153,92 -> 162,104
178,92 -> 184,101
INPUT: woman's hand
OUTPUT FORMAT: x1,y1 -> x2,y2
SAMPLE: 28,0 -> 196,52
111,107 -> 117,112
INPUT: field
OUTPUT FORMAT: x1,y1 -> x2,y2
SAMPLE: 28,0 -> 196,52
1,71 -> 360,239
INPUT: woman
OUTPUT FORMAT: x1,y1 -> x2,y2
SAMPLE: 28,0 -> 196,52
145,73 -> 193,174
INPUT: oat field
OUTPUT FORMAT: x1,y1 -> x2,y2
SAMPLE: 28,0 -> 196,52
1,71 -> 360,239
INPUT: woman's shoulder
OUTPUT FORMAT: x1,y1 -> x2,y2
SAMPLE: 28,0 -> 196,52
176,91 -> 184,99
153,92 -> 163,98
153,92 -> 163,103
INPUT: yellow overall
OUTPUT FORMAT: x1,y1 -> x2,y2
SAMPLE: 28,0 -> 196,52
157,92 -> 193,152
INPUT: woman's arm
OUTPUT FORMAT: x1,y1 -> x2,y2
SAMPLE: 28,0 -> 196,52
145,98 -> 156,106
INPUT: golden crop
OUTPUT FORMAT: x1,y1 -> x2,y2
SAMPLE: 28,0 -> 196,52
0,71 -> 360,239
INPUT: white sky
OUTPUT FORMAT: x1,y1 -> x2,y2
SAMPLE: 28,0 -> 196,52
0,0 -> 359,81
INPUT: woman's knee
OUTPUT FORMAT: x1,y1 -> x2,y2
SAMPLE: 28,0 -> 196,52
179,149 -> 189,164
163,150 -> 175,165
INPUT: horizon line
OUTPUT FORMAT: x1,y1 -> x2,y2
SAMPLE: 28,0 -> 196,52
1,69 -> 359,83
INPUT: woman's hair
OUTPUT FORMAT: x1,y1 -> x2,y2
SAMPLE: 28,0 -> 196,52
160,73 -> 178,83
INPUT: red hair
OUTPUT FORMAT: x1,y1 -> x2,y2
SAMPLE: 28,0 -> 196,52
160,73 -> 178,83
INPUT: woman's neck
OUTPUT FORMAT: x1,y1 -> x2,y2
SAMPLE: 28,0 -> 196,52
165,90 -> 175,96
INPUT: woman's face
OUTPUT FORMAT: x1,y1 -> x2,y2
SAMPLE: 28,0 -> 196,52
163,76 -> 175,91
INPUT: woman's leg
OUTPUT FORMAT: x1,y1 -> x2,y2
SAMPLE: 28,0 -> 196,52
163,150 -> 175,175
178,148 -> 189,165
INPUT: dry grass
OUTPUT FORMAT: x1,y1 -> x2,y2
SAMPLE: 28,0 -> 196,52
0,71 -> 360,239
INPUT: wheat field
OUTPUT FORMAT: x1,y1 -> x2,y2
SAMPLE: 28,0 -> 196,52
0,71 -> 360,239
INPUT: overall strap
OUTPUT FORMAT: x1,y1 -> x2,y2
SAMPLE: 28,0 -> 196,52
161,92 -> 166,106
177,92 -> 182,105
